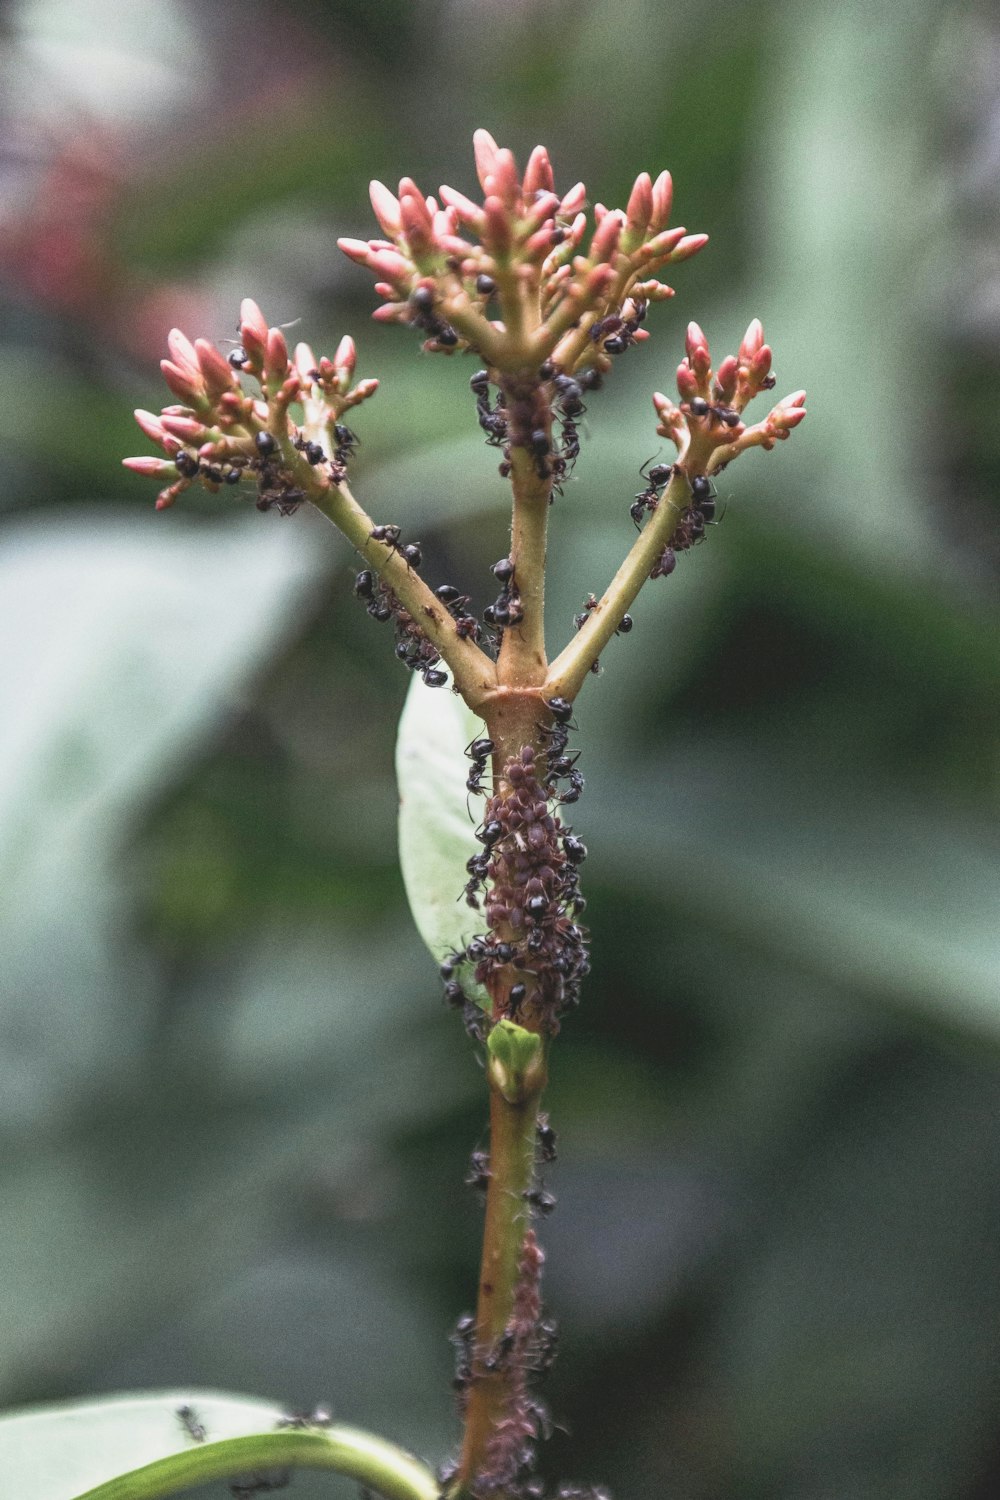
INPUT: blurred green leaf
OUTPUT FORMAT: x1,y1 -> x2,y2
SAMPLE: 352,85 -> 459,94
0,1390 -> 283,1500
396,671 -> 488,1007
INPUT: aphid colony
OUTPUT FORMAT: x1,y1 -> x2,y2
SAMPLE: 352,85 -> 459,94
444,730 -> 590,1040
470,364 -> 593,496
629,462 -> 719,582
444,1231 -> 560,1499
172,420 -> 359,519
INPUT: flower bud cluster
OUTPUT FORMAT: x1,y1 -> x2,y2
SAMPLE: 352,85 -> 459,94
339,129 -> 707,377
123,299 -> 377,510
652,318 -> 806,480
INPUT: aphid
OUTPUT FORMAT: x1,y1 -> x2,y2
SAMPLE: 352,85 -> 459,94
176,1404 -> 207,1443
524,1186 -> 556,1217
466,1150 -> 491,1193
650,546 -> 676,580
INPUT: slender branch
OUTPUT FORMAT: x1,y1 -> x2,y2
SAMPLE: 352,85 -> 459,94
545,467 -> 690,700
73,1425 -> 440,1500
454,1057 -> 547,1496
307,476 -> 497,712
496,448 -> 550,689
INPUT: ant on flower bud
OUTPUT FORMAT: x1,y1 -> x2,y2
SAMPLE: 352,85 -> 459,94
255,431 -> 277,456
688,397 -> 710,418
228,347 -> 248,369
175,450 -> 200,479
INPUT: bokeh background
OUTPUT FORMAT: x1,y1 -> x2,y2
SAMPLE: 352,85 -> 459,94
1,2 -> 999,1498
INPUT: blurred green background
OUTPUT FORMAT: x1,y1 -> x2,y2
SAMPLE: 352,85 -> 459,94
1,2 -> 998,1498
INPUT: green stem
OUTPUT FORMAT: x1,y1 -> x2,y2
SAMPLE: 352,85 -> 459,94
545,467 -> 690,700
308,477 -> 497,711
454,1059 -> 547,1497
73,1425 -> 439,1500
496,448 -> 550,689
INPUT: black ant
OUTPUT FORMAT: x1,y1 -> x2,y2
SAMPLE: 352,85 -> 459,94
536,1115 -> 558,1164
333,423 -> 358,465
574,594 -> 598,632
369,523 -> 422,570
176,1405 -> 206,1443
630,457 -> 673,529
466,736 -> 495,799
464,851 -> 490,908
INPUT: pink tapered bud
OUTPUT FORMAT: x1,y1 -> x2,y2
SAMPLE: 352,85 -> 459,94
353,377 -> 379,401
486,147 -> 520,209
772,391 -> 807,430
240,299 -> 269,343
584,263 -> 616,298
369,179 -> 402,235
122,455 -> 175,476
483,195 -> 513,253
522,190 -> 560,233
676,363 -> 700,399
738,318 -> 765,362
160,359 -> 201,402
473,128 -> 502,193
524,224 -> 558,260
559,182 -> 587,217
134,408 -> 167,444
650,170 -> 673,231
523,145 -> 555,196
166,327 -> 199,380
625,172 -> 653,233
751,345 -> 773,381
400,191 -> 434,253
590,209 -> 623,263
637,226 -> 687,263
265,327 -> 289,377
160,413 -> 206,441
294,342 -> 317,381
685,322 -> 712,376
670,233 -> 709,261
333,335 -> 357,374
439,184 -> 486,229
155,483 -> 184,511
714,355 -> 739,401
195,338 -> 235,397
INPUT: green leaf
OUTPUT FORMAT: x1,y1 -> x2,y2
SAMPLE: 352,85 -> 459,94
0,1391 -> 440,1500
395,671 -> 490,1007
0,1390 -> 281,1499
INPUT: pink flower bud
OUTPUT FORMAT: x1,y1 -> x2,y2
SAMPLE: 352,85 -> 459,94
166,327 -> 200,380
333,335 -> 357,374
685,321 -> 710,362
160,413 -> 205,441
670,233 -> 709,262
650,170 -> 673,231
240,299 -> 269,342
626,172 -> 653,233
155,484 -> 182,511
294,342 -> 317,380
636,226 -> 687,263
400,191 -> 433,252
354,377 -> 379,400
488,147 -> 520,209
123,455 -> 174,476
524,225 -> 557,260
738,318 -> 765,361
590,209 -> 623,263
265,327 -> 289,377
751,345 -> 773,381
439,185 -> 486,230
714,355 -> 739,401
559,182 -> 587,217
676,363 -> 700,399
522,191 -> 560,233
134,408 -> 167,444
195,338 -> 235,397
160,359 -> 201,402
483,195 -> 512,253
523,146 -> 554,197
473,128 -> 502,192
368,247 -> 412,282
369,180 -> 402,235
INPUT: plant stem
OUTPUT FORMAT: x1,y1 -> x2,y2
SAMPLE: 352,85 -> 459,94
454,1058 -> 547,1497
496,448 -> 550,689
545,467 -> 690,700
308,478 -> 497,710
73,1425 -> 440,1500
